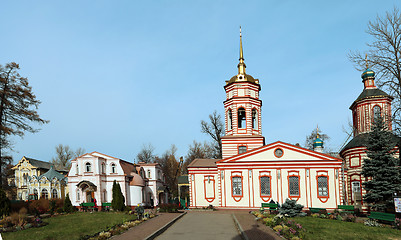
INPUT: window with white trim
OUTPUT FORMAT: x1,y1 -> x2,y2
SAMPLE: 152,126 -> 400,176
318,176 -> 328,197
260,176 -> 270,196
85,162 -> 91,172
232,177 -> 242,196
52,189 -> 58,199
111,163 -> 116,173
238,107 -> 246,128
289,176 -> 299,196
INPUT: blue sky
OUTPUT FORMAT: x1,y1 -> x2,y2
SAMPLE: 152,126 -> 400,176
1,1 -> 400,163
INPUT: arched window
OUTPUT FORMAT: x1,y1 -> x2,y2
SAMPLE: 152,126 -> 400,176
373,105 -> 381,121
33,189 -> 38,199
41,189 -> 48,199
317,176 -> 328,197
238,107 -> 246,129
85,162 -> 91,172
252,109 -> 257,129
289,176 -> 300,197
76,164 -> 79,175
232,177 -> 242,196
52,189 -> 58,199
260,176 -> 271,196
101,163 -> 105,174
111,163 -> 116,173
228,109 -> 233,130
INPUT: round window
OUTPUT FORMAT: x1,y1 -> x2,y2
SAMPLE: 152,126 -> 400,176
274,148 -> 283,158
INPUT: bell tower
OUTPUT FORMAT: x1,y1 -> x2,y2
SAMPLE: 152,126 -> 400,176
221,28 -> 265,159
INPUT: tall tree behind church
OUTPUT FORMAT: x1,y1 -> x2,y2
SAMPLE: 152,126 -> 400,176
0,62 -> 48,186
51,144 -> 85,170
183,140 -> 214,173
200,110 -> 225,159
136,143 -> 155,163
349,7 -> 401,135
361,115 -> 401,212
155,145 -> 180,197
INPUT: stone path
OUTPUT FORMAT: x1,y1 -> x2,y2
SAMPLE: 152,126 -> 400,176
156,212 -> 242,240
113,212 -> 182,240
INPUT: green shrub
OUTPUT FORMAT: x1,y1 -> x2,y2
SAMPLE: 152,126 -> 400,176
159,203 -> 179,212
63,193 -> 75,213
278,199 -> 304,217
111,180 -> 125,211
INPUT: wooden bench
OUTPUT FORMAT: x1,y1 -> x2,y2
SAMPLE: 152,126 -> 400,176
310,207 -> 327,214
80,202 -> 95,211
102,202 -> 111,211
368,212 -> 395,222
261,203 -> 278,212
338,205 -> 354,213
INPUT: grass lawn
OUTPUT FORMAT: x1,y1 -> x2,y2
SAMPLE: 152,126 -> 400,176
2,212 -> 136,240
293,217 -> 401,240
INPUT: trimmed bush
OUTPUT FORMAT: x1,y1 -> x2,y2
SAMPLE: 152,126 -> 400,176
111,180 -> 125,211
159,203 -> 179,213
63,193 -> 75,213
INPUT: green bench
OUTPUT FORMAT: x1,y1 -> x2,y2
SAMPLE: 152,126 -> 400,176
368,212 -> 395,222
310,207 -> 327,214
261,203 -> 278,212
338,205 -> 354,213
102,202 -> 111,211
80,202 -> 95,211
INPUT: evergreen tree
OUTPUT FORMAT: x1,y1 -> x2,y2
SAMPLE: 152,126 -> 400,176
0,187 -> 10,217
362,115 -> 401,212
63,193 -> 74,213
111,180 -> 125,211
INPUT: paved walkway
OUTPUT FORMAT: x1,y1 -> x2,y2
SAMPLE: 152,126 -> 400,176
113,212 -> 182,240
156,212 -> 242,240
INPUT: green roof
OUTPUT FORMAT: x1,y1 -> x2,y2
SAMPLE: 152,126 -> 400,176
351,88 -> 392,109
340,132 -> 400,154
40,166 -> 67,183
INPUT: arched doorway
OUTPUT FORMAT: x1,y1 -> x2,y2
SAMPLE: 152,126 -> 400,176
76,181 -> 97,203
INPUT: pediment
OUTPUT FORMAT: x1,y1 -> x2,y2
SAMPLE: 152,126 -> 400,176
218,141 -> 341,164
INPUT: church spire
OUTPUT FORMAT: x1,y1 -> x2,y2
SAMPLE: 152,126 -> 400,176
238,26 -> 246,75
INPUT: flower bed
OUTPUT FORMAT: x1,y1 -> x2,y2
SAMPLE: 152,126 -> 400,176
251,211 -> 305,240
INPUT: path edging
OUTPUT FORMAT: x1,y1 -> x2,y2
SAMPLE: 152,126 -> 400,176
232,214 -> 249,240
144,212 -> 187,240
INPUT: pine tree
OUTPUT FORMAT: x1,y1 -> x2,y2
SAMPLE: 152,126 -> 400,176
362,115 -> 401,212
63,193 -> 74,213
111,180 -> 125,211
0,187 -> 10,216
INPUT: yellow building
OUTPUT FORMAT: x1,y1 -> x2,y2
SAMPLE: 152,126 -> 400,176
12,156 -> 68,200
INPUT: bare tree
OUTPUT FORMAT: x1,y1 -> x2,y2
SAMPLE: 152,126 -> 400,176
200,110 -> 224,159
52,144 -> 85,170
183,140 -> 214,173
304,128 -> 330,152
136,143 -> 155,163
154,144 -> 180,197
0,62 -> 48,185
349,7 -> 401,135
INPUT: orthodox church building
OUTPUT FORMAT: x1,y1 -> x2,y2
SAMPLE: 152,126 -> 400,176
340,62 -> 400,212
188,31 -> 343,209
